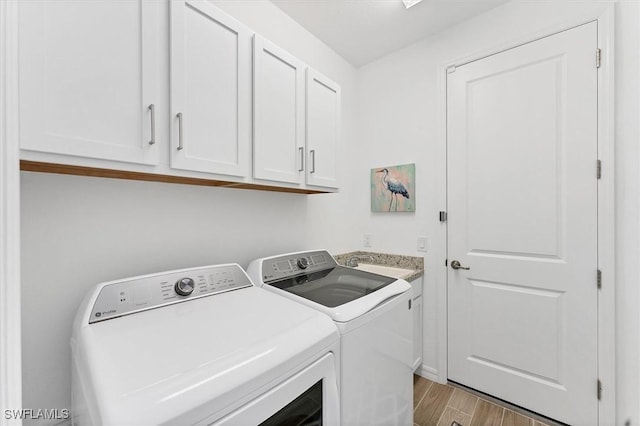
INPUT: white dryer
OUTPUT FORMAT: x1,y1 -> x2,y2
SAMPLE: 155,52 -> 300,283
247,250 -> 413,426
71,263 -> 340,425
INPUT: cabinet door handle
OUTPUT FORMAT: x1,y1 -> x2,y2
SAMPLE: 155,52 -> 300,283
148,104 -> 156,145
176,112 -> 184,151
299,147 -> 304,172
310,149 -> 316,174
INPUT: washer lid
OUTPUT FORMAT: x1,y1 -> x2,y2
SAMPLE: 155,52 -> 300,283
266,276 -> 411,323
269,266 -> 396,307
72,284 -> 338,425
246,252 -> 412,323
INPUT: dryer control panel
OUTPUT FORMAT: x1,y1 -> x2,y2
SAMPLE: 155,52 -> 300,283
88,264 -> 252,323
262,250 -> 338,283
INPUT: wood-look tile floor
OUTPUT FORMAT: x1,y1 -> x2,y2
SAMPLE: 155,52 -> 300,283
413,376 -> 552,426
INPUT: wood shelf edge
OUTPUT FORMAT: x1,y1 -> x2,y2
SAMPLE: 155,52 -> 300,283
20,160 -> 330,195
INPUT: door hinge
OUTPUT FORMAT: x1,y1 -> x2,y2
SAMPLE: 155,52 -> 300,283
439,211 -> 448,222
597,269 -> 602,290
597,379 -> 602,400
597,160 -> 602,179
596,48 -> 602,68
447,65 -> 457,74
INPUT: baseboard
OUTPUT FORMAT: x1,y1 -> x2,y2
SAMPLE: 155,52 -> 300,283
415,365 -> 439,382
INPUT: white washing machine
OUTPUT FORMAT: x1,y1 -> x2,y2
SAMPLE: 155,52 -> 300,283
247,250 -> 413,426
71,263 -> 340,425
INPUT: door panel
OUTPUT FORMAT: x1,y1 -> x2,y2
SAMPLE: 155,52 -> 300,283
19,0 -> 159,165
466,56 -> 563,258
412,295 -> 423,371
170,0 -> 251,177
306,69 -> 340,188
467,279 -> 562,380
447,22 -> 598,425
253,35 -> 305,184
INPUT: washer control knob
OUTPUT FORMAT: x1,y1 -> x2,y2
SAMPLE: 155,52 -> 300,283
297,257 -> 309,269
175,277 -> 195,296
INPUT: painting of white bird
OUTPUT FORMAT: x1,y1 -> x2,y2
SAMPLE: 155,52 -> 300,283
371,164 -> 415,212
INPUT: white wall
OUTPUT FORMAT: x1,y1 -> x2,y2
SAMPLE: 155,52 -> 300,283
356,0 -> 639,423
20,0 -> 640,424
20,0 -> 358,423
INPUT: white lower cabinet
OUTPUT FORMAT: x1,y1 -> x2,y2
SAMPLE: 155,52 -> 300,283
410,278 -> 423,371
170,0 -> 251,177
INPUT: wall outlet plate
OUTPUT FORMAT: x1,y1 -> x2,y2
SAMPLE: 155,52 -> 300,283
417,237 -> 427,252
364,234 -> 372,248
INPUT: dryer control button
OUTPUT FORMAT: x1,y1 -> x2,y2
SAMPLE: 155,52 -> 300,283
174,277 -> 195,296
297,257 -> 309,269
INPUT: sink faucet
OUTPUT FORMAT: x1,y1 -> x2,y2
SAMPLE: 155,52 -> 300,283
345,255 -> 374,268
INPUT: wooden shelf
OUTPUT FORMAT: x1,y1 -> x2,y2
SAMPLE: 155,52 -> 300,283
20,160 -> 330,195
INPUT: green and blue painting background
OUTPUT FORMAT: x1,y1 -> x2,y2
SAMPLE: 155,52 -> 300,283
370,163 -> 415,212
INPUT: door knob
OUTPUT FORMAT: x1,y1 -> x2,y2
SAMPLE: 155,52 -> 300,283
450,260 -> 470,270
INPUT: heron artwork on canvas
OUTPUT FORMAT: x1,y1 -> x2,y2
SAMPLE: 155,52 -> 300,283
370,164 -> 415,213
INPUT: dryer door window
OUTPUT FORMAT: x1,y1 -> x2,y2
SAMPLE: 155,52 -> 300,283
259,380 -> 322,425
214,353 -> 339,425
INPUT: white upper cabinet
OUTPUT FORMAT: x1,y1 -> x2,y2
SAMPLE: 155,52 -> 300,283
170,0 -> 251,177
306,69 -> 340,189
253,35 -> 306,185
16,1 -> 340,192
18,0 -> 160,165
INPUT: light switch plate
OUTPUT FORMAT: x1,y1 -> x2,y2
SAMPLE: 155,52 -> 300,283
417,237 -> 427,252
364,234 -> 372,248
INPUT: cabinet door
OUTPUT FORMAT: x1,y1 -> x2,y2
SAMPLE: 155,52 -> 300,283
413,296 -> 423,371
306,69 -> 340,188
19,0 -> 159,165
253,35 -> 305,184
170,0 -> 251,177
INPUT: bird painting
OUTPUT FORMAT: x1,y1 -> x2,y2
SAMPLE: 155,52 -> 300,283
371,164 -> 415,212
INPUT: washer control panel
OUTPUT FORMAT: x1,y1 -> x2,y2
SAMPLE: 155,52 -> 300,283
262,250 -> 337,283
89,264 -> 252,323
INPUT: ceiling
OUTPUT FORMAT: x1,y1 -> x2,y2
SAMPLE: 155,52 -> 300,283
270,0 -> 510,68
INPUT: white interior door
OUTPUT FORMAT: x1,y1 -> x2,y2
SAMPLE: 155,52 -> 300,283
447,22 -> 598,425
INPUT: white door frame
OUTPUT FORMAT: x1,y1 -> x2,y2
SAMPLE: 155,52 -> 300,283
435,6 -> 615,425
0,0 -> 23,425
